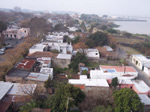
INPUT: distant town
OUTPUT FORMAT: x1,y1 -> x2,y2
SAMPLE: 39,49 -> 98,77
0,6 -> 150,112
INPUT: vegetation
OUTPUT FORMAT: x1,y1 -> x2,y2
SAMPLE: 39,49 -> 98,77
113,88 -> 144,112
0,20 -> 7,33
92,105 -> 113,112
111,77 -> 119,88
86,31 -> 109,48
0,37 -> 40,80
69,52 -> 88,73
107,28 -> 118,34
50,83 -> 86,112
80,21 -> 86,32
82,70 -> 88,75
22,17 -> 51,37
54,23 -> 68,32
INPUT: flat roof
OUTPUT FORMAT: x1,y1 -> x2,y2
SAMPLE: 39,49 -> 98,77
132,80 -> 150,93
138,94 -> 150,105
7,83 -> 37,96
119,79 -> 133,85
16,58 -> 36,71
30,44 -> 46,50
0,81 -> 13,100
40,68 -> 53,74
86,48 -> 99,52
26,72 -> 49,82
27,51 -> 58,58
100,65 -> 137,73
69,79 -> 109,87
7,68 -> 29,77
103,46 -> 113,52
132,54 -> 150,62
57,53 -> 72,60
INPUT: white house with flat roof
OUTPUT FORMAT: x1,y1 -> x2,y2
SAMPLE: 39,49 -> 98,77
131,54 -> 150,76
29,43 -> 46,54
69,79 -> 109,88
131,54 -> 150,70
56,53 -> 72,60
103,46 -> 113,52
90,65 -> 138,80
132,80 -> 150,95
85,49 -> 100,59
0,81 -> 37,98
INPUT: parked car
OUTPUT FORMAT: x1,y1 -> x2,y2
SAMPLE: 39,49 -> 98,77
0,47 -> 6,52
0,51 -> 4,55
6,45 -> 13,49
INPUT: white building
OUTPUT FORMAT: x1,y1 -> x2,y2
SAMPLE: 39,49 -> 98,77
103,46 -> 113,52
69,79 -> 109,88
90,65 -> 138,80
26,68 -> 53,81
68,27 -> 78,32
29,43 -> 46,54
29,42 -> 73,54
7,83 -> 37,96
85,49 -> 100,59
0,81 -> 36,98
131,54 -> 150,76
46,33 -> 64,43
37,57 -> 51,68
43,42 -> 73,54
3,28 -> 30,39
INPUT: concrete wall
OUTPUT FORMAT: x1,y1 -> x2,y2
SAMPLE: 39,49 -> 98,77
131,56 -> 143,70
52,58 -> 71,68
5,75 -> 23,83
144,67 -> 150,76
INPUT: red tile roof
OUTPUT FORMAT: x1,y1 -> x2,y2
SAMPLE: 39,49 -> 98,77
16,59 -> 36,71
100,65 -> 137,72
74,85 -> 85,90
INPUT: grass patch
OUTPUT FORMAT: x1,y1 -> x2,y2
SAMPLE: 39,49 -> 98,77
88,62 -> 100,68
119,45 -> 141,55
115,37 -> 144,44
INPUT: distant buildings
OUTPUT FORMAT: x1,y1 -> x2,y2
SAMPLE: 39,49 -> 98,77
3,28 -> 30,39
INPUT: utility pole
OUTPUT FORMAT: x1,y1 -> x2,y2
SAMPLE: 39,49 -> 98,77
66,97 -> 74,112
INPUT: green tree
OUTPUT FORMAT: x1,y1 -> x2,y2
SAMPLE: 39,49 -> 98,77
0,21 -> 7,33
113,88 -> 144,112
50,83 -> 86,112
69,52 -> 88,73
82,70 -> 88,75
80,21 -> 86,32
107,28 -> 117,34
20,100 -> 37,112
86,31 -> 109,48
92,105 -> 113,112
44,76 -> 54,88
111,77 -> 119,88
21,17 -> 50,37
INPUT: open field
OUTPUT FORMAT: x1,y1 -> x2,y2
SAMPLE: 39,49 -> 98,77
115,37 -> 144,44
119,45 -> 141,55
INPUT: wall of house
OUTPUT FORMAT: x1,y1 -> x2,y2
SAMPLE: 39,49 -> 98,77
132,85 -> 149,95
131,56 -> 143,70
79,86 -> 111,111
52,58 -> 71,68
119,84 -> 133,89
144,67 -> 150,76
86,51 -> 100,59
5,76 -> 23,83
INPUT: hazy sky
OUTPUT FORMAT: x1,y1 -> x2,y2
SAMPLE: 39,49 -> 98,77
0,0 -> 150,17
